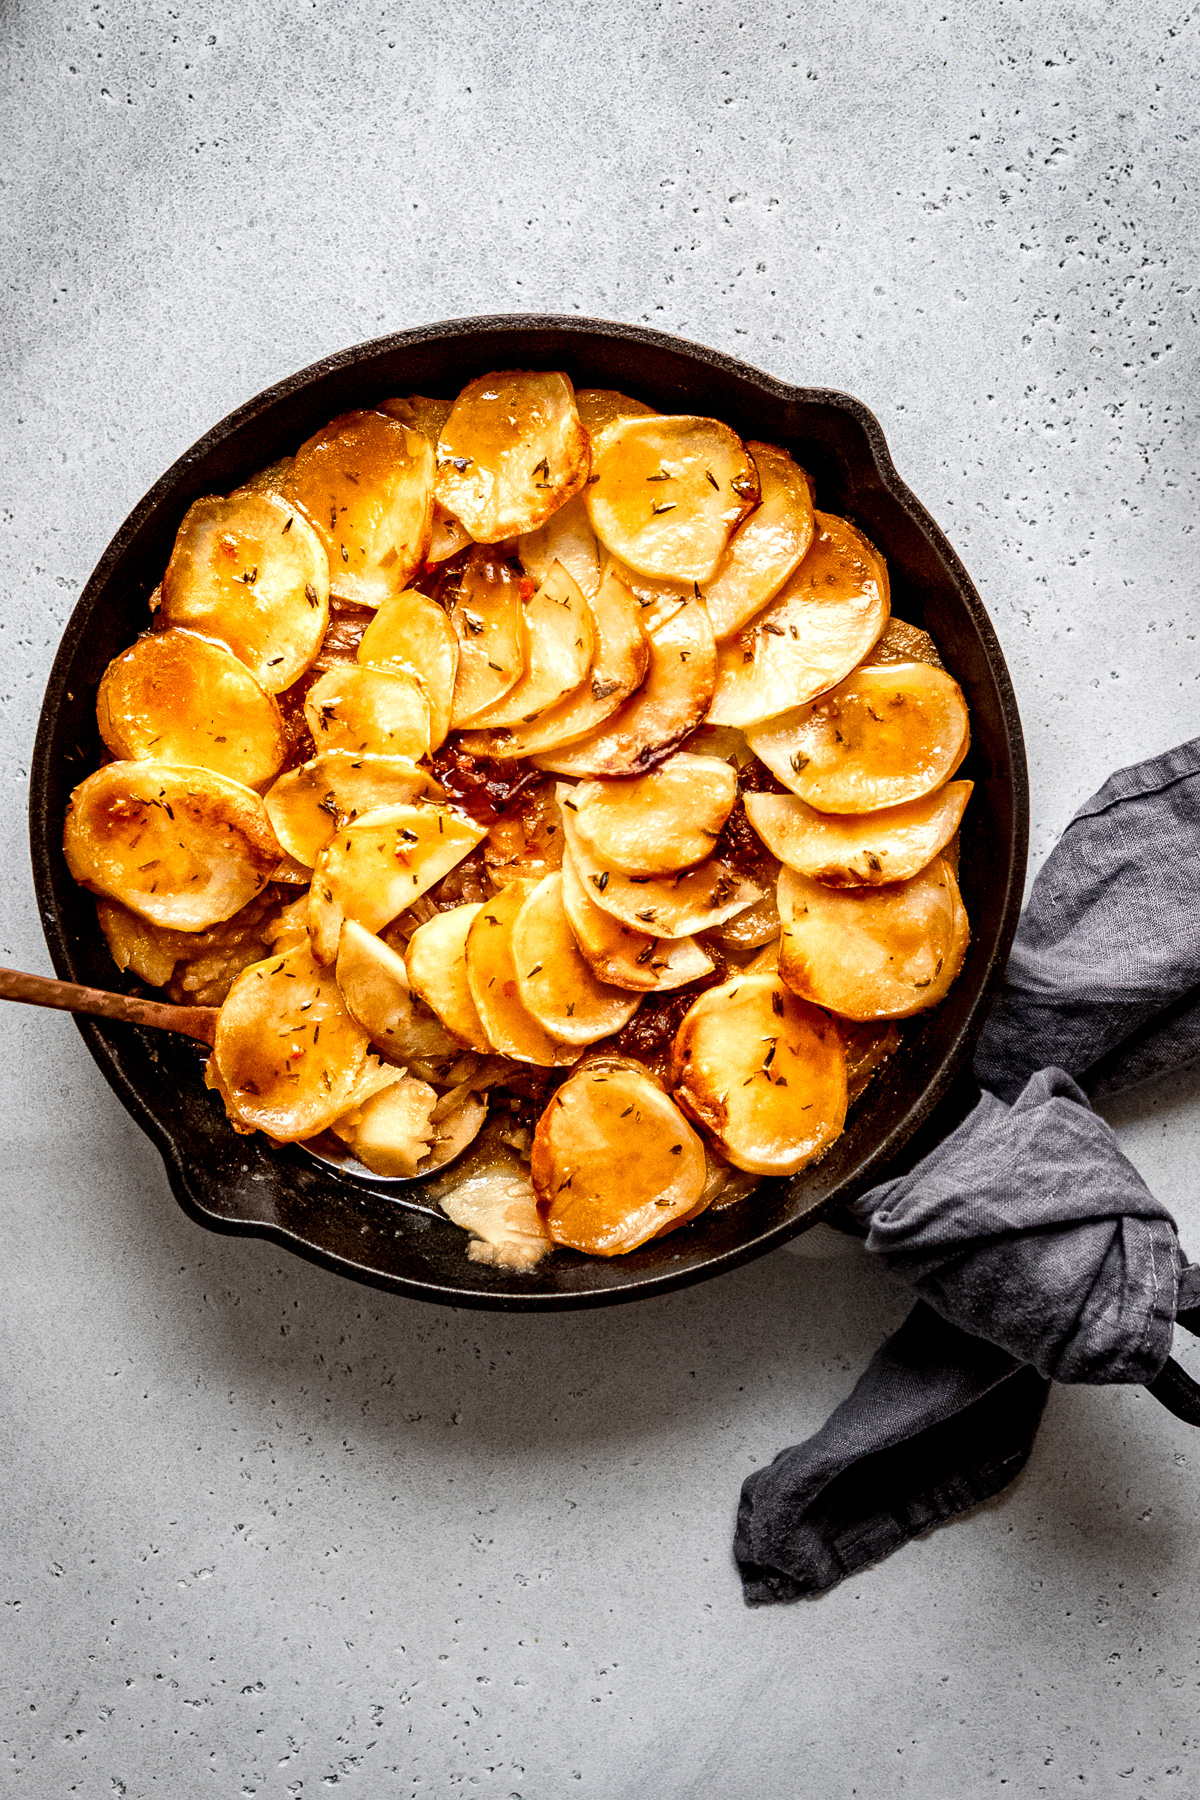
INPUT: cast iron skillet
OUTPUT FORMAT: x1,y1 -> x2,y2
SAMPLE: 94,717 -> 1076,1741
29,315 -> 1028,1310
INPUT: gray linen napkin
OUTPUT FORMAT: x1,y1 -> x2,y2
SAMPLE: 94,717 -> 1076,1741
735,736 -> 1200,1604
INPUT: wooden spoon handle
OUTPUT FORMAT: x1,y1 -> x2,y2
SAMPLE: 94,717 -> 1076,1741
0,966 -> 219,1046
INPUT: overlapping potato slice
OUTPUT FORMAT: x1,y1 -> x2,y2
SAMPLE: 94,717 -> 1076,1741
405,904 -> 490,1051
264,750 -> 440,868
356,588 -> 458,747
867,615 -> 944,669
206,943 -> 371,1141
96,629 -> 286,789
335,919 -> 464,1065
511,872 -> 641,1045
331,1067 -> 439,1176
445,547 -> 527,726
518,492 -> 601,598
231,456 -> 294,499
308,803 -> 486,964
745,782 -> 973,887
705,886 -> 782,952
422,1089 -> 489,1173
63,760 -> 280,931
435,370 -> 590,542
586,414 -> 759,585
777,859 -> 969,1020
283,409 -> 435,608
707,512 -> 890,727
746,663 -> 971,813
558,853 -> 714,992
701,443 -> 816,641
604,562 -> 693,633
377,397 -> 472,563
533,600 -> 716,779
438,1161 -> 553,1267
671,973 -> 847,1176
462,563 -> 594,730
531,1062 -> 708,1255
574,389 -> 656,455
558,787 -> 762,938
465,880 -> 577,1066
303,663 -> 431,759
159,490 -> 330,692
567,752 -> 737,877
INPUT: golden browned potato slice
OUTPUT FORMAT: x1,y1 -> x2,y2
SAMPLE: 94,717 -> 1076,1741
744,782 -> 973,887
445,547 -> 527,726
63,760 -> 280,931
777,859 -> 969,1020
308,803 -> 486,964
330,1068 -> 439,1176
585,414 -> 759,584
284,409 -> 435,608
464,880 -> 577,1066
459,566 -> 648,761
867,616 -> 944,669
533,600 -> 716,779
264,894 -> 313,954
558,788 -> 762,938
159,490 -> 330,693
264,750 -> 440,868
746,663 -> 971,813
206,943 -> 371,1141
518,492 -> 601,598
558,853 -> 715,992
603,558 -> 694,633
435,370 -> 590,542
463,563 -> 594,730
511,872 -> 642,1045
356,587 -> 459,748
335,918 -> 464,1064
96,629 -> 286,789
567,751 -> 737,877
231,456 -> 294,499
705,887 -> 782,953
574,388 -> 656,455
377,398 -> 472,563
745,939 -> 780,975
706,512 -> 890,728
421,1089 -> 489,1172
531,1063 -> 708,1255
671,973 -> 848,1176
701,443 -> 816,641
303,663 -> 431,760
405,903 -> 491,1051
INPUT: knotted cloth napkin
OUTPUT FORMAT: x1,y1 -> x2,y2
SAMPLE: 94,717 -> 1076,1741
735,736 -> 1200,1604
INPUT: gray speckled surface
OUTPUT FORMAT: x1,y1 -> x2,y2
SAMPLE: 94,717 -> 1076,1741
4,1 -> 1200,1793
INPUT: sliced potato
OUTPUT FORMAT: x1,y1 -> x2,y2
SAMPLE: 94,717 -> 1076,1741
264,751 -> 440,868
159,489 -> 330,692
707,512 -> 890,728
777,859 -> 969,1020
303,663 -> 431,759
559,853 -> 714,992
63,760 -> 280,931
335,918 -> 463,1065
284,409 -> 435,607
533,600 -> 716,779
435,370 -> 590,542
428,504 -> 473,563
231,456 -> 294,499
574,388 -> 656,455
518,492 -> 601,597
463,563 -> 594,730
671,974 -> 847,1176
356,588 -> 458,747
704,886 -> 781,952
264,894 -> 313,954
378,393 -> 452,439
511,872 -> 642,1045
420,1090 -> 489,1172
744,782 -> 973,887
206,943 -> 371,1141
604,557 -> 694,633
438,1162 -> 553,1268
585,414 -> 759,584
531,1063 -> 708,1255
331,1069 -> 439,1176
308,803 -> 487,964
866,615 -> 944,669
568,752 -> 737,877
746,663 -> 971,813
701,442 -> 815,641
445,547 -> 527,726
405,904 -> 491,1051
96,629 -> 286,789
465,879 -> 577,1066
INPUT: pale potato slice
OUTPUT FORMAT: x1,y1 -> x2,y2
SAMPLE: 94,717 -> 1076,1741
585,414 -> 759,584
701,443 -> 816,641
559,853 -> 714,992
159,490 -> 330,692
438,1162 -> 553,1268
744,782 -> 973,887
867,615 -> 944,669
777,859 -> 970,1020
376,398 -> 472,563
671,973 -> 847,1176
465,880 -> 577,1066
405,904 -> 491,1052
428,505 -> 473,563
518,492 -> 601,597
206,943 -> 371,1141
335,919 -> 464,1064
330,1069 -> 439,1176
574,388 -> 656,455
533,600 -> 716,779
263,751 -> 440,867
63,760 -> 280,931
511,872 -> 642,1045
707,512 -> 890,728
604,557 -> 694,632
420,1090 -> 489,1172
568,752 -> 737,877
531,1063 -> 708,1255
303,663 -> 431,759
558,788 -> 762,938
463,563 -> 594,730
459,565 -> 648,760
445,547 -> 527,726
96,629 -> 286,789
308,803 -> 487,964
436,370 -> 590,542
284,409 -> 435,607
746,663 -> 971,813
356,588 -> 459,747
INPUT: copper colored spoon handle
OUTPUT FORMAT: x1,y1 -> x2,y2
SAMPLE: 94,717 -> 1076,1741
0,966 -> 219,1046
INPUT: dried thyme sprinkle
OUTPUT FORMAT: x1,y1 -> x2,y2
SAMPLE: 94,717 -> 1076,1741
651,501 -> 677,515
